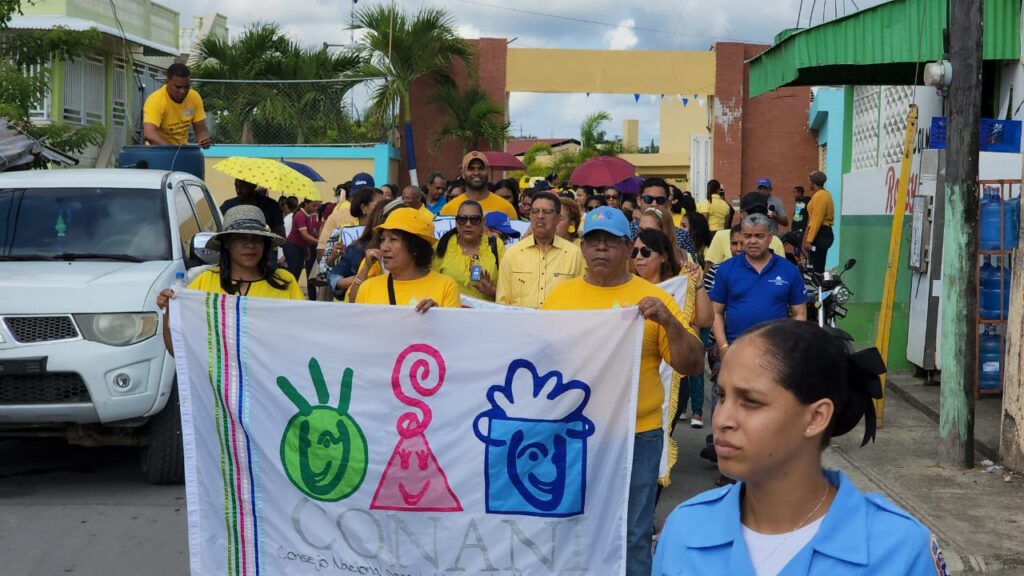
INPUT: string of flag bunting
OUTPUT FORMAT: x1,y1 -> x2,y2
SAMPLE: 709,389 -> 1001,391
583,93 -> 707,107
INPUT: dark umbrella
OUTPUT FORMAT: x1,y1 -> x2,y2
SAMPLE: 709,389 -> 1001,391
482,150 -> 526,170
569,156 -> 636,187
279,159 -> 325,182
611,175 -> 644,195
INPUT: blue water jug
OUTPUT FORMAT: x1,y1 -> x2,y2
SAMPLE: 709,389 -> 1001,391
980,260 -> 1001,319
979,326 -> 1003,390
1006,196 -> 1021,250
980,187 -> 1004,249
1001,262 -> 1013,316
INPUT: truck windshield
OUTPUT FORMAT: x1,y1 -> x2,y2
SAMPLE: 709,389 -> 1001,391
0,187 -> 172,261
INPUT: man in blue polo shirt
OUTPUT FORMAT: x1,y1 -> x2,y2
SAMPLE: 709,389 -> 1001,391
710,212 -> 806,357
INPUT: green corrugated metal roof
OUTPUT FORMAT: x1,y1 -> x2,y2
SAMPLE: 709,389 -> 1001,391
748,0 -> 1020,97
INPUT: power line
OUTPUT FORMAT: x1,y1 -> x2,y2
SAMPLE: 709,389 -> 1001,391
450,0 -> 765,43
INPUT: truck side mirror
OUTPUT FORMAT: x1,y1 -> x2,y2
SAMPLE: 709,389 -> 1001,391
189,232 -> 219,267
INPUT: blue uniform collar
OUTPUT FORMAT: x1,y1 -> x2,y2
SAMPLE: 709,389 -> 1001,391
683,469 -> 869,570
739,253 -> 780,274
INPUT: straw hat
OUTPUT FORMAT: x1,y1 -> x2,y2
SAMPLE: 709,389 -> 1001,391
208,205 -> 286,251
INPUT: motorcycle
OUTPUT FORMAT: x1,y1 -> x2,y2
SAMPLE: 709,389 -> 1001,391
803,258 -> 856,328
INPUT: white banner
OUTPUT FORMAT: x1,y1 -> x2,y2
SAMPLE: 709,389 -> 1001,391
171,292 -> 645,576
336,217 -> 531,247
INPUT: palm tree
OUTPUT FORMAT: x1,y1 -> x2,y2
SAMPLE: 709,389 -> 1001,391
431,85 -> 509,155
353,4 -> 474,185
579,111 -> 611,153
192,23 -> 291,144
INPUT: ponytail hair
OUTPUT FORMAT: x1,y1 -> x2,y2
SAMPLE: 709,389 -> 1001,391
742,320 -> 885,447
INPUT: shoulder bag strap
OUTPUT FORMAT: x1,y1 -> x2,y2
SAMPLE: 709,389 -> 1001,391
387,273 -> 397,306
488,236 -> 500,270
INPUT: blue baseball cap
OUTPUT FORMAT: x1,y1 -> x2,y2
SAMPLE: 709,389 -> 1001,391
352,172 -> 375,189
484,212 -> 521,237
581,206 -> 630,238
756,177 -> 773,189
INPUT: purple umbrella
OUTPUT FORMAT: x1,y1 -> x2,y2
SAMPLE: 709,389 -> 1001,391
611,175 -> 644,195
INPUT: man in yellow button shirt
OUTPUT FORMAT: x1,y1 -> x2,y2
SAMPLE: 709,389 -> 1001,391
143,63 -> 212,148
495,191 -> 583,308
543,206 -> 703,576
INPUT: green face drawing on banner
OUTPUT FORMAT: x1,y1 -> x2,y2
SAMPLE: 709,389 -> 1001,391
277,358 -> 368,501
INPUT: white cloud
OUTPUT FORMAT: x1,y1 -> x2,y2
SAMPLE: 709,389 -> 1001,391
456,23 -> 481,40
604,18 -> 638,51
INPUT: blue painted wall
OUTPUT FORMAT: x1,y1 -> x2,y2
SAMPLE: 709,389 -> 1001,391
808,88 -> 846,270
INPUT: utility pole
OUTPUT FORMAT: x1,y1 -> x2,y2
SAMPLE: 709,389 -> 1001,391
939,0 -> 982,468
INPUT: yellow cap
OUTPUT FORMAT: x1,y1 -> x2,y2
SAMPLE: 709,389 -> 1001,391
374,207 -> 437,245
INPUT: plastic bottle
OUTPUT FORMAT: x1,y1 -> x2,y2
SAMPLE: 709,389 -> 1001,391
980,187 -> 1004,250
1000,261 -> 1012,318
978,326 -> 1003,391
979,259 -> 1000,320
161,272 -> 186,315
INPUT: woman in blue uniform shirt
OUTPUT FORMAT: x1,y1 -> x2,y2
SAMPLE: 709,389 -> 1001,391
654,320 -> 947,576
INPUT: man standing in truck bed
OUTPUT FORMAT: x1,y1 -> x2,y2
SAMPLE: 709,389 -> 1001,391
143,63 -> 213,149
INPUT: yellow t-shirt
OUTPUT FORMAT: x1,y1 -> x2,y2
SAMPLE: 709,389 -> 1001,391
707,195 -> 732,232
440,192 -> 518,220
354,271 -> 461,308
542,276 -> 697,433
187,268 -> 305,300
704,228 -> 786,265
431,236 -> 505,301
143,87 -> 206,146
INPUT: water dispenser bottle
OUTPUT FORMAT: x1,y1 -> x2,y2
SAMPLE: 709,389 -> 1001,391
1006,195 -> 1021,250
980,187 -> 1004,249
980,259 -> 1001,319
978,326 -> 1003,391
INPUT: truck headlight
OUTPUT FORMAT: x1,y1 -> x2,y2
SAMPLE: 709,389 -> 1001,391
75,313 -> 159,346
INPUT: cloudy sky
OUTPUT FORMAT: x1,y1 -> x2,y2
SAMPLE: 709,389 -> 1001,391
161,0 -> 885,144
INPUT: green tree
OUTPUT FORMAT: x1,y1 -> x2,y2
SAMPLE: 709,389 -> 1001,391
431,85 -> 509,154
0,2 -> 106,165
353,4 -> 473,185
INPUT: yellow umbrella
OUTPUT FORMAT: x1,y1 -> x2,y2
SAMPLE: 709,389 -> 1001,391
212,157 -> 322,202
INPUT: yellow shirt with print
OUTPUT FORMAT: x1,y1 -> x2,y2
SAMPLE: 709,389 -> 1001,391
495,235 -> 583,309
542,276 -> 697,433
440,192 -> 518,220
354,271 -> 461,308
187,268 -> 305,300
432,236 -> 505,301
143,88 -> 206,146
704,228 -> 785,265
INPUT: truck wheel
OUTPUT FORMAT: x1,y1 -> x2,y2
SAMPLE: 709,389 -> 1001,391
141,384 -> 184,485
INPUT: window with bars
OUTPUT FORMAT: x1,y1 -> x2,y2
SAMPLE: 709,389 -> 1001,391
24,63 -> 51,120
62,54 -> 106,125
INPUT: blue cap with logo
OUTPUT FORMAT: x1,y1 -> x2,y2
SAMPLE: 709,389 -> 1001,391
352,172 -> 375,189
756,177 -> 773,189
581,206 -> 630,238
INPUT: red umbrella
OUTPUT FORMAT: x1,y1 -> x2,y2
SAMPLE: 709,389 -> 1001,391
482,150 -> 526,170
570,156 -> 636,187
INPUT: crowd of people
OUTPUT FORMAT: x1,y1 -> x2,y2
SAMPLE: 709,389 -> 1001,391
153,145 -> 945,575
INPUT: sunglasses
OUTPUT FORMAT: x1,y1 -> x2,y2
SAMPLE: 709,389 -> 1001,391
630,246 -> 654,259
641,195 -> 668,206
455,215 -> 483,225
605,194 -> 620,200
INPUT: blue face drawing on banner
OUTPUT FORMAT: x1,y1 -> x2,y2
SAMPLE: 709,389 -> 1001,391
473,359 -> 595,517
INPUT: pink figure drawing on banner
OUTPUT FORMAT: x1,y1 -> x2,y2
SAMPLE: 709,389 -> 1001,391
370,344 -> 463,512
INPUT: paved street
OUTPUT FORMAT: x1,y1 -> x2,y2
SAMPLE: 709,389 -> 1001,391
0,418 -> 720,576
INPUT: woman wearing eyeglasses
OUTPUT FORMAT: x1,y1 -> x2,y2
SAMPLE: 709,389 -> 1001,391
433,199 -> 504,301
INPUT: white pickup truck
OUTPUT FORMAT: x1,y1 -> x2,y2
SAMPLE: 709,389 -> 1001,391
0,168 -> 220,483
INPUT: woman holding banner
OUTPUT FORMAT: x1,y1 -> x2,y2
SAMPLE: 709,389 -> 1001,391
156,205 -> 303,353
352,208 -> 460,312
432,199 -> 503,302
653,321 -> 949,576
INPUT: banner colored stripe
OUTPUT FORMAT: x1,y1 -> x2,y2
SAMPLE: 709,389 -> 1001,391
214,295 -> 241,575
221,295 -> 250,576
208,293 -> 238,569
234,296 -> 261,575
